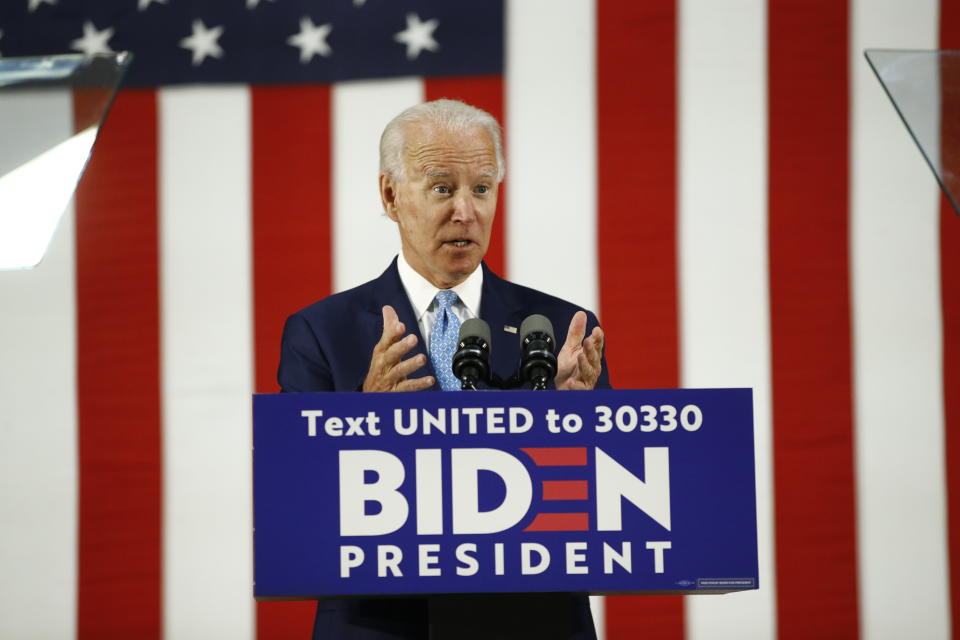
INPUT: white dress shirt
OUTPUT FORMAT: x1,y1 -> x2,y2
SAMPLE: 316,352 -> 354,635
396,252 -> 483,355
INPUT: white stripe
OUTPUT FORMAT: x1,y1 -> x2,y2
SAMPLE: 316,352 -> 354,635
677,2 -> 774,638
159,87 -> 254,639
850,3 -> 950,638
589,594 -> 605,640
0,89 -> 77,638
507,2 -> 600,633
506,0 -> 597,312
332,79 -> 424,293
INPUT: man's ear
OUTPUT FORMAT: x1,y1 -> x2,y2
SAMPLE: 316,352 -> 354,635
379,172 -> 399,222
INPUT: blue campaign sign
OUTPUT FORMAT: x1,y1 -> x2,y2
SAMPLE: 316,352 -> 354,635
253,389 -> 758,599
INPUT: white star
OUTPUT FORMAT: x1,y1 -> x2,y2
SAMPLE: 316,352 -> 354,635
70,21 -> 115,57
393,13 -> 439,60
353,0 -> 366,6
287,17 -> 332,63
28,0 -> 57,12
138,0 -> 167,11
179,19 -> 225,66
247,0 -> 276,8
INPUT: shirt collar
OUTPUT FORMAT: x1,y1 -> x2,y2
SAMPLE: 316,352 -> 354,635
396,252 -> 483,320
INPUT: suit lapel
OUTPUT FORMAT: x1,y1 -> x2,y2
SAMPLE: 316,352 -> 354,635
367,260 -> 523,391
369,258 -> 440,391
479,263 -> 524,383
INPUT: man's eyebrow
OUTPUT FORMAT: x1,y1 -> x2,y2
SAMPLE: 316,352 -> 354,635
421,167 -> 497,178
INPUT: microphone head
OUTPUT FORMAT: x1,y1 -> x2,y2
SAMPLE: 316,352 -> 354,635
519,314 -> 557,388
519,314 -> 555,344
453,318 -> 492,387
458,317 -> 492,347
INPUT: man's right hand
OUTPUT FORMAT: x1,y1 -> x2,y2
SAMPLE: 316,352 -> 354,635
362,305 -> 435,392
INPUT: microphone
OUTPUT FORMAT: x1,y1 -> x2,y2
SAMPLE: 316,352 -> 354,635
452,318 -> 492,390
519,314 -> 557,390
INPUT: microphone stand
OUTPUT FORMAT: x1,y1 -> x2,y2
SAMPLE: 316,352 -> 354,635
457,373 -> 524,391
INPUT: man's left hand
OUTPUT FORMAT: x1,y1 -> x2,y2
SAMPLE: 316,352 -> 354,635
555,311 -> 604,390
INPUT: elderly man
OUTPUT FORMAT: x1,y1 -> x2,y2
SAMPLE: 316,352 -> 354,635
279,99 -> 609,639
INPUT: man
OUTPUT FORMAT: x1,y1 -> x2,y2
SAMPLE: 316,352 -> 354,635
279,99 -> 609,639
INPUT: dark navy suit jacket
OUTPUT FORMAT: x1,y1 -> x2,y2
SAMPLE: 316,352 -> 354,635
278,258 -> 610,639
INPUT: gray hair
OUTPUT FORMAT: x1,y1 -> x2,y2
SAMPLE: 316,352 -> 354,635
379,99 -> 504,182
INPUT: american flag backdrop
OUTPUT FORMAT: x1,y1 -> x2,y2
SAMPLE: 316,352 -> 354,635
0,0 -> 958,638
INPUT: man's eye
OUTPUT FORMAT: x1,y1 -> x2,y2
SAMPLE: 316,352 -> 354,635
433,185 -> 450,194
475,185 -> 489,194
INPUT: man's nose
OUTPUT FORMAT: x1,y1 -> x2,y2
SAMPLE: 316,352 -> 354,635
450,192 -> 477,223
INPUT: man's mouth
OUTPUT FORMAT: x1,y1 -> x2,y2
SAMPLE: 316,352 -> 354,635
444,239 -> 472,248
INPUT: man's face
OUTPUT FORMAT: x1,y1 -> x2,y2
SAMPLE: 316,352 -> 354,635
380,123 -> 499,289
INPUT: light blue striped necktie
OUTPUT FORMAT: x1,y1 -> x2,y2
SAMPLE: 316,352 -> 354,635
430,290 -> 462,391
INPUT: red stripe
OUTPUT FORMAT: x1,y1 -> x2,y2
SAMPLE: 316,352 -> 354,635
596,0 -> 684,637
939,6 -> 960,635
252,86 -> 333,638
542,480 -> 589,501
521,447 -> 587,466
942,205 -> 960,640
768,1 -> 859,637
942,197 -> 960,640
524,513 -> 590,532
74,90 -> 162,638
424,75 -> 506,276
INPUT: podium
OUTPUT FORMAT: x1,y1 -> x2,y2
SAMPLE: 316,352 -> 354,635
253,388 -> 758,637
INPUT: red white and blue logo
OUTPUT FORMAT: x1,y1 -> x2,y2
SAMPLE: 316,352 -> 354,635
253,389 -> 758,598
